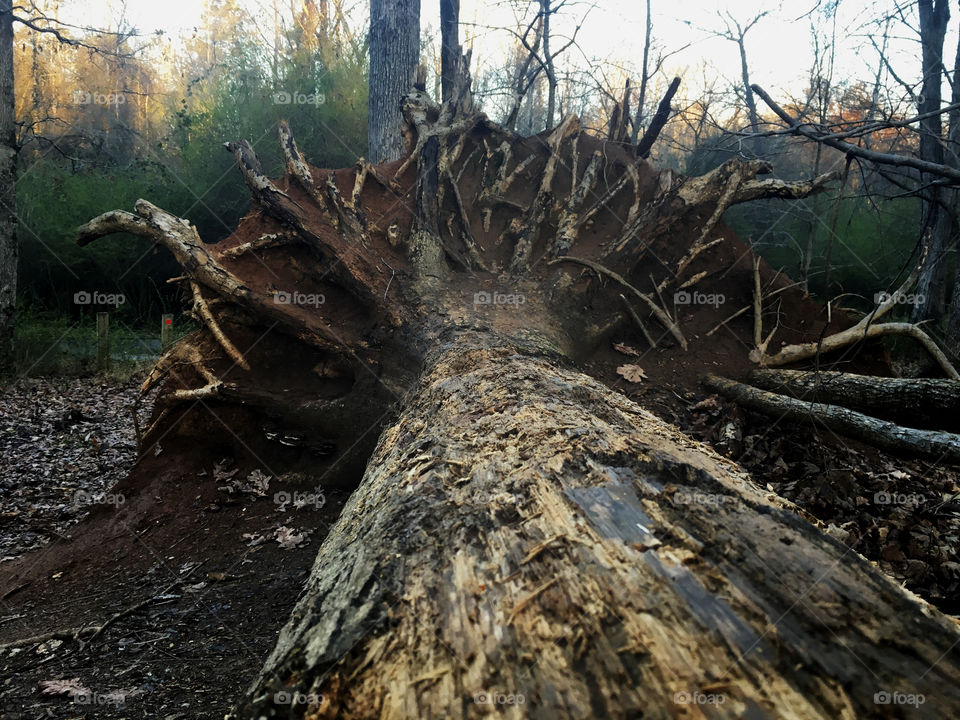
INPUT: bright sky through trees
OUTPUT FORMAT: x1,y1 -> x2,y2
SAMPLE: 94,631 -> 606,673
53,0 -> 935,120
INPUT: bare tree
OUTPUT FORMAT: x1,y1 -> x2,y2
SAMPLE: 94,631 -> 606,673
912,0 -> 953,326
368,0 -> 421,162
630,0 -> 653,144
0,0 -> 15,374
440,0 -> 460,104
0,0 -> 134,373
716,9 -> 768,135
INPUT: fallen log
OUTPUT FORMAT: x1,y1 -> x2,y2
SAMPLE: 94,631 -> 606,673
749,368 -> 960,431
704,374 -> 960,463
227,335 -> 960,718
74,65 -> 960,719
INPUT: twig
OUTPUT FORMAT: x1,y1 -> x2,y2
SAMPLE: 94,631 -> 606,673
550,256 -> 687,349
619,294 -> 657,349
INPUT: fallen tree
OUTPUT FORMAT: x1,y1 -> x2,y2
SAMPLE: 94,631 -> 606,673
77,68 -> 960,718
748,368 -> 960,430
704,374 -> 960,463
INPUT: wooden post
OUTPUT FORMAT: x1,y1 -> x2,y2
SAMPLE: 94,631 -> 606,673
161,314 -> 174,351
96,312 -> 109,372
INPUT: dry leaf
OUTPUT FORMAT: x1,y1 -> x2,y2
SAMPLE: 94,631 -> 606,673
613,342 -> 640,357
616,364 -> 647,383
275,526 -> 311,549
40,678 -> 90,697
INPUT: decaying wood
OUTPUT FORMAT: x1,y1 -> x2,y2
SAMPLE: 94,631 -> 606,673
189,280 -> 249,370
278,120 -> 326,209
749,368 -> 960,430
231,334 -> 960,719
752,247 -> 959,379
509,114 -> 579,273
704,374 -> 960,463
602,157 -> 838,268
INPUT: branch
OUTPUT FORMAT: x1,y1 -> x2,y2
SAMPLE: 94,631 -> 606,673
549,255 -> 687,349
636,76 -> 680,158
752,83 -> 960,185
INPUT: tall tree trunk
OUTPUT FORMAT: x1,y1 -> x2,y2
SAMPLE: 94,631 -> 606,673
912,0 -> 951,325
368,0 -> 420,162
942,14 -> 960,354
541,0 -> 555,130
439,0 -> 459,104
0,0 -> 16,375
229,330 -> 960,718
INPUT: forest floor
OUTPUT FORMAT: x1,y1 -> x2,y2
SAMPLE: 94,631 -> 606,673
0,330 -> 958,717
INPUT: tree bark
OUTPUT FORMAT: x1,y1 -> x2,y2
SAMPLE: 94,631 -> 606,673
630,0 -> 652,145
540,0 -> 556,131
912,0 -> 951,324
704,374 -> 960,463
439,0 -> 460,105
368,0 -> 421,162
0,0 -> 16,374
748,368 -> 960,430
228,333 -> 960,718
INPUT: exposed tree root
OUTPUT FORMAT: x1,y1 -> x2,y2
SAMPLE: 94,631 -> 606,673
550,255 -> 686,349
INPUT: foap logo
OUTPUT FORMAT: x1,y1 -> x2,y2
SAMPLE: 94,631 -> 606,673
74,290 -> 125,307
672,491 -> 739,507
273,691 -> 324,706
673,691 -> 726,706
272,90 -> 326,106
874,291 -> 926,306
874,690 -> 926,707
474,691 -> 525,706
273,290 -> 325,307
674,290 -> 725,308
473,291 -> 526,308
873,491 -> 926,507
74,690 -> 128,706
74,490 -> 125,507
274,488 -> 326,510
72,90 -> 125,105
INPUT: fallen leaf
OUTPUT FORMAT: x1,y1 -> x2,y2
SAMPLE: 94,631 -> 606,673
40,678 -> 90,698
275,526 -> 311,549
613,342 -> 640,357
616,364 -> 647,383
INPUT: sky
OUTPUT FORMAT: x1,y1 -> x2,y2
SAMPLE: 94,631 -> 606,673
52,0 -> 933,113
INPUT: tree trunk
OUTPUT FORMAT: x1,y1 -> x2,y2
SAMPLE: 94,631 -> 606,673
368,0 -> 421,162
439,0 -> 459,104
0,0 -> 16,374
748,368 -> 960,430
540,0 -> 555,131
912,0 -> 951,325
738,35 -> 759,136
630,0 -> 652,145
225,333 -> 960,718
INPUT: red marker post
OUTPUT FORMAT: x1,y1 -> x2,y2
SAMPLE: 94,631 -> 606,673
161,314 -> 174,351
